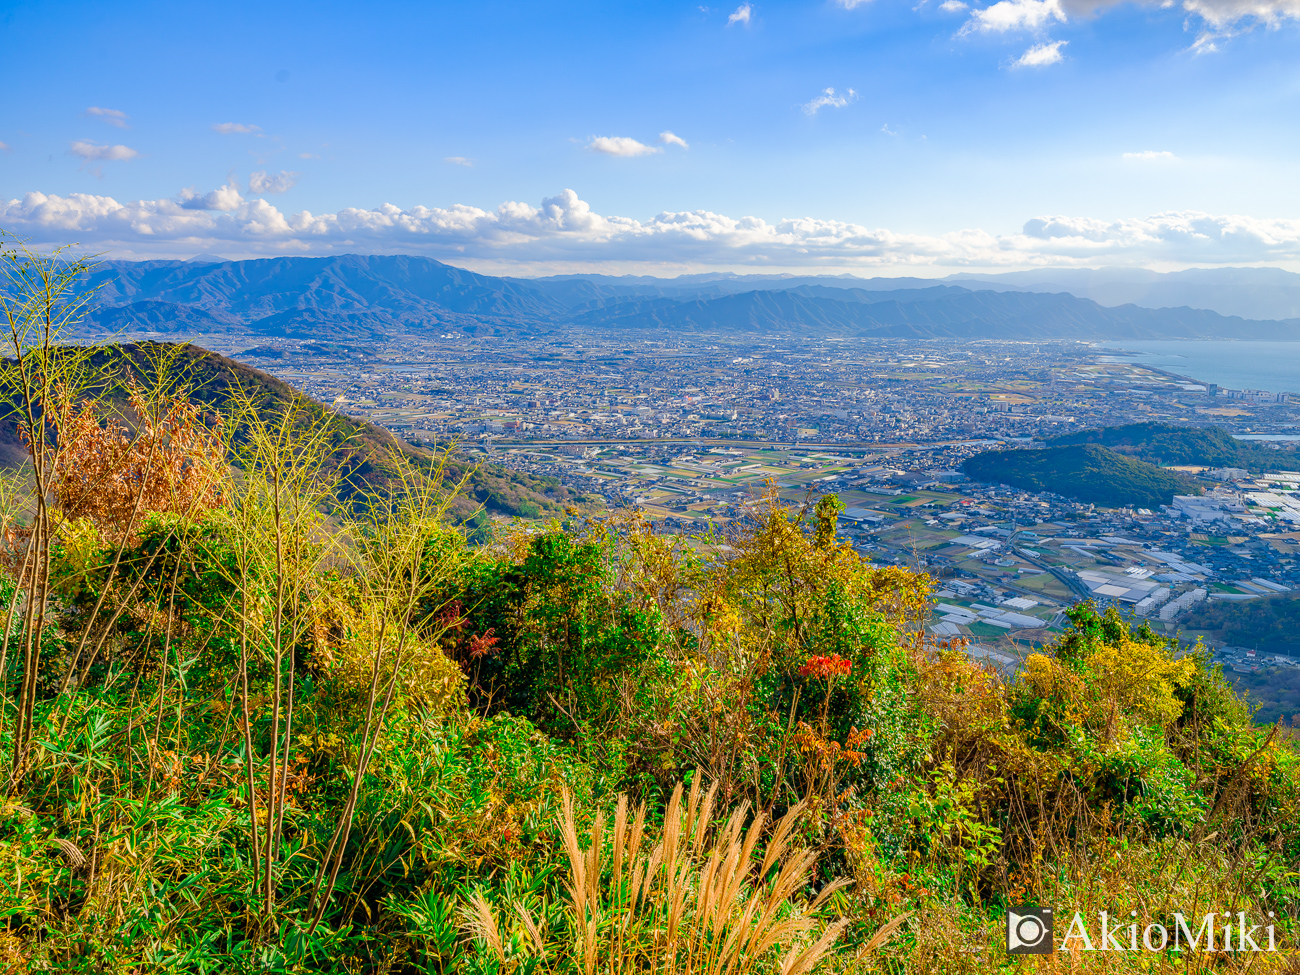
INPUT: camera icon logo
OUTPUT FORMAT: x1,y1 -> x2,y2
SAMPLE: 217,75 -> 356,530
1007,906 -> 1053,954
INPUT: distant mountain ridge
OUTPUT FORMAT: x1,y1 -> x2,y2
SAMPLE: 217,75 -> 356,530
72,254 -> 1300,342
526,265 -> 1300,322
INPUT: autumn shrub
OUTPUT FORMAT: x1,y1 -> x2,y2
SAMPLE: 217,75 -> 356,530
53,386 -> 224,544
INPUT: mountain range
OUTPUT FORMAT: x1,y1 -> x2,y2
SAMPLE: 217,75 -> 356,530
71,255 -> 1300,343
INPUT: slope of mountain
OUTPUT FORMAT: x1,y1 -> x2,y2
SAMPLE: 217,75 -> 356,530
80,255 -> 585,339
945,267 -> 1300,322
0,342 -> 576,532
961,443 -> 1200,508
527,266 -> 1300,322
71,255 -> 1300,341
565,285 -> 1297,339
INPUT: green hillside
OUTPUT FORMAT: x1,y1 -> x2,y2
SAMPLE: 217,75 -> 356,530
1051,421 -> 1300,472
1185,592 -> 1300,654
962,442 -> 1200,507
0,342 -> 577,531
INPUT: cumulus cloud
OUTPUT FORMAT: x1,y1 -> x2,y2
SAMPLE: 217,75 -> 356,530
212,122 -> 262,135
444,156 -> 473,166
6,187 -> 1300,273
1181,0 -> 1300,28
960,0 -> 1300,52
939,0 -> 969,10
727,3 -> 753,25
69,141 -> 139,175
178,181 -> 245,211
70,141 -> 138,163
835,0 -> 873,7
1123,149 -> 1177,160
659,131 -> 690,149
85,106 -> 129,128
587,136 -> 662,157
803,87 -> 857,115
964,0 -> 1064,32
1012,39 -> 1067,65
249,170 -> 299,194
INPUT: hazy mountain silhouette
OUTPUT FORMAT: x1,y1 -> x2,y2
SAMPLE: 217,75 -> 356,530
74,255 -> 1300,341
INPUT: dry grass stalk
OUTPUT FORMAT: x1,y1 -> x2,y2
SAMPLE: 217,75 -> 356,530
49,837 -> 87,871
484,776 -> 847,975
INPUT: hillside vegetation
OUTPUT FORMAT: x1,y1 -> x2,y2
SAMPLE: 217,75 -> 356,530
1,244 -> 1297,973
961,442 -> 1200,508
1185,593 -> 1300,655
1051,421 -> 1300,474
0,341 -> 575,533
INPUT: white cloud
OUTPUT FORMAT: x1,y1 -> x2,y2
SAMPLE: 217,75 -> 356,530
659,131 -> 690,149
444,156 -> 474,166
69,141 -> 139,175
212,122 -> 262,135
587,136 -> 662,157
299,152 -> 321,160
959,0 -> 1300,53
178,181 -> 245,211
249,170 -> 299,194
803,87 -> 858,115
1012,39 -> 1067,65
8,187 -> 1300,273
939,0 -> 969,10
727,3 -> 753,25
1181,0 -> 1300,28
85,106 -> 129,128
835,0 -> 873,8
70,141 -> 139,163
1123,149 -> 1178,160
963,0 -> 1064,32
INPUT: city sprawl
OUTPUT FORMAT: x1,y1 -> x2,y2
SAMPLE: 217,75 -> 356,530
189,333 -> 1300,678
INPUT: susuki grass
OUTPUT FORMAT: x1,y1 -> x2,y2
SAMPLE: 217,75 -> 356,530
0,236 -> 1298,973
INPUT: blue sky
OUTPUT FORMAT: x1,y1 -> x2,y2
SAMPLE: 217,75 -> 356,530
1,0 -> 1299,273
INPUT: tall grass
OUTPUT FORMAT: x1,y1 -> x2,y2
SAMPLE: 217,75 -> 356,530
462,776 -> 855,975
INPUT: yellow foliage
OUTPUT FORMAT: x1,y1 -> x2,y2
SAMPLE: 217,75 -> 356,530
49,517 -> 106,597
704,489 -> 932,661
1022,653 -> 1083,712
1086,631 -> 1197,731
314,582 -> 465,719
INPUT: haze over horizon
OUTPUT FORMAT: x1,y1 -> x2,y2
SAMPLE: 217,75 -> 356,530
3,0 -> 1300,275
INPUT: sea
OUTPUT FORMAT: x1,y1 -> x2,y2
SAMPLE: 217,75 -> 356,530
1098,340 -> 1300,396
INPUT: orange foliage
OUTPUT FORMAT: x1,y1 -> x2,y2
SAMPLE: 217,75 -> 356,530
799,653 -> 852,678
53,390 -> 225,541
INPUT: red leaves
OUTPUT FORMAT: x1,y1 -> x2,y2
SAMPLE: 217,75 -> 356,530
799,653 -> 852,679
468,628 -> 499,660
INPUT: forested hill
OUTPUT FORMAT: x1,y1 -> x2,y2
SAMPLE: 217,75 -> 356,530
962,442 -> 1201,507
0,342 -> 575,529
1050,421 -> 1300,472
73,254 -> 1300,341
